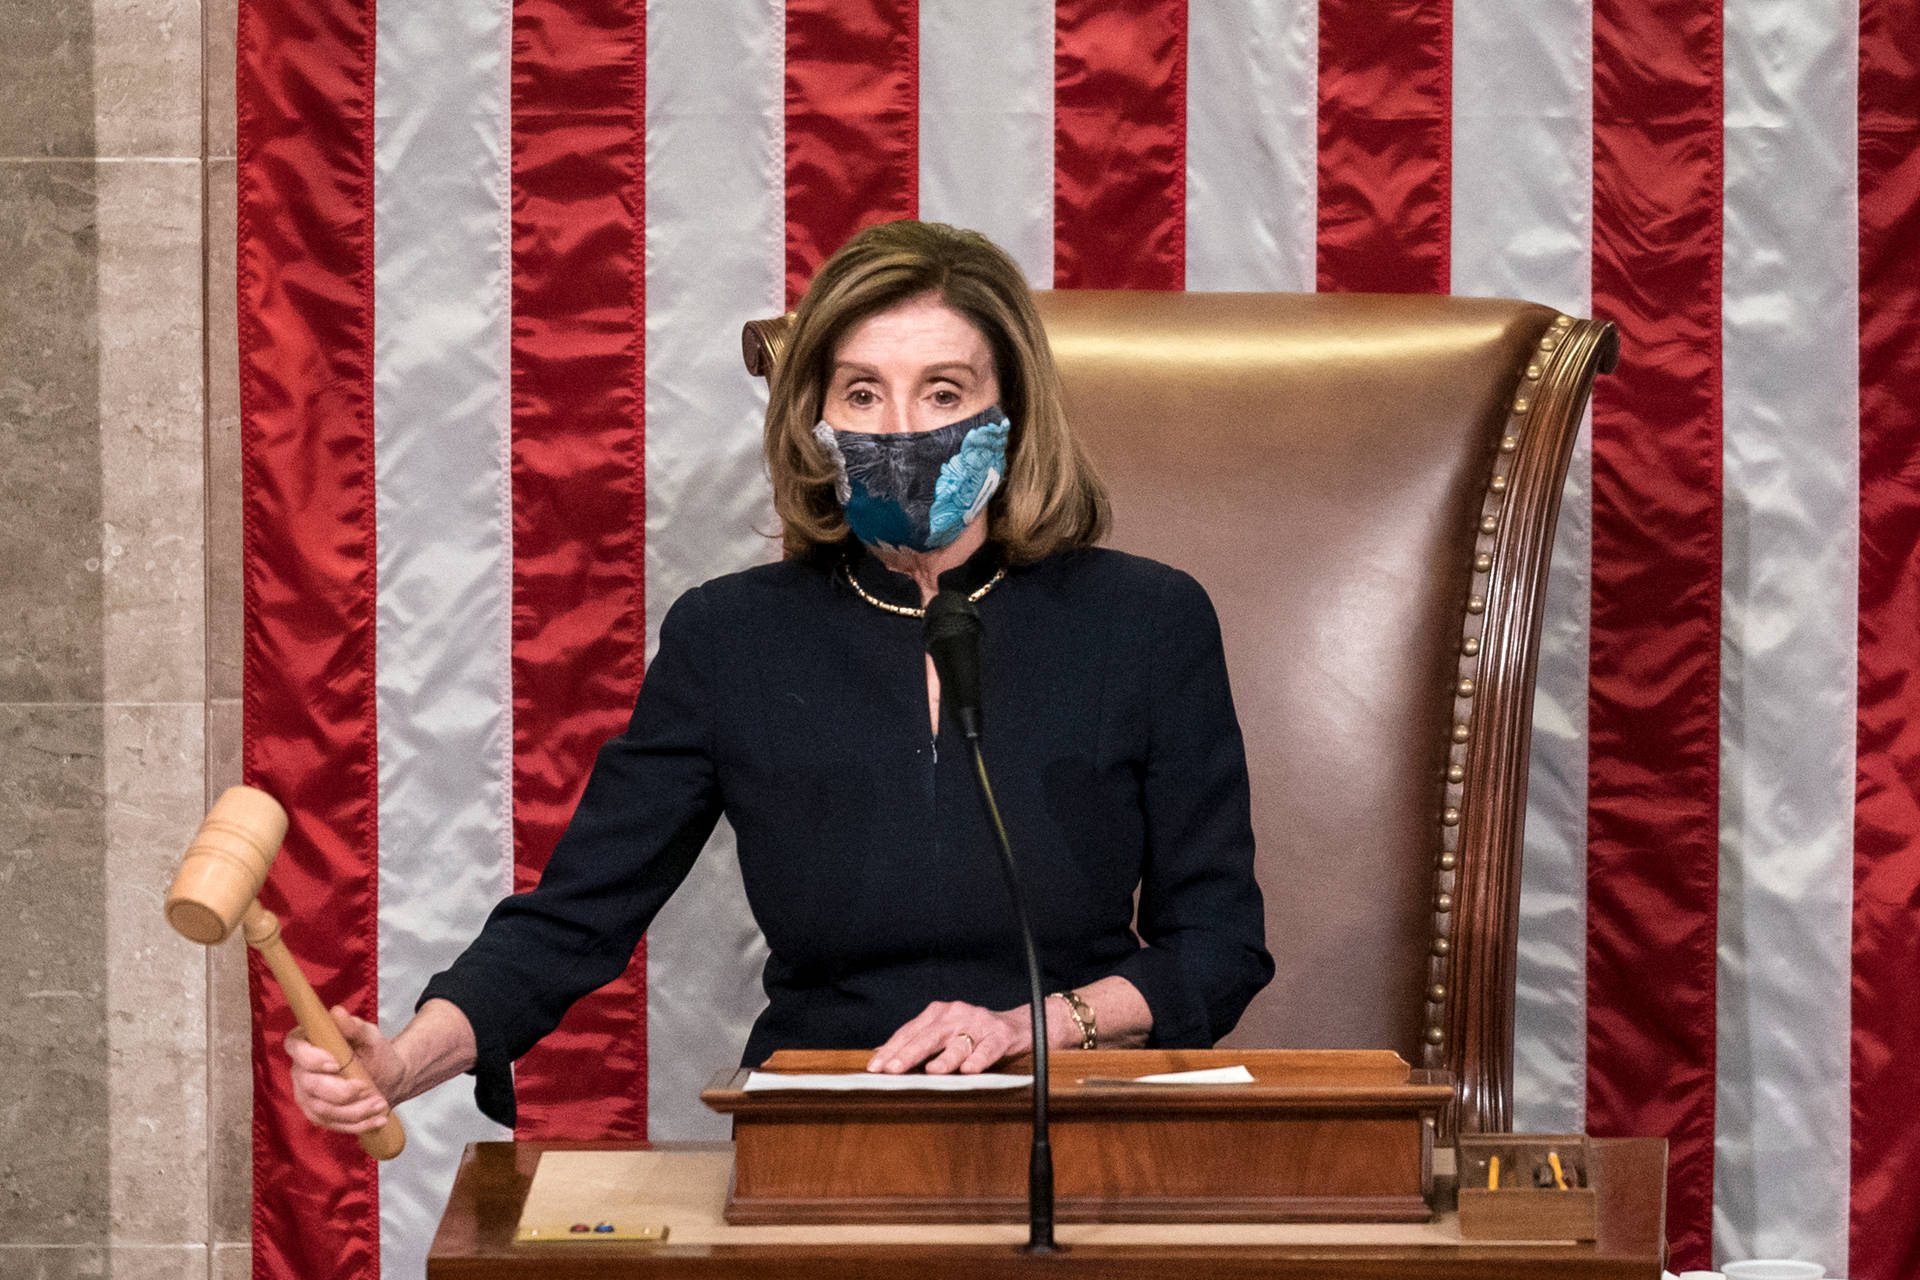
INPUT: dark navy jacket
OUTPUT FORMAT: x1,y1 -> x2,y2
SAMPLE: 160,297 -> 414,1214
422,539 -> 1273,1126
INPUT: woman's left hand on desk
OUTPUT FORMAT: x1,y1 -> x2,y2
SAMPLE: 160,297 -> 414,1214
866,998 -> 1070,1075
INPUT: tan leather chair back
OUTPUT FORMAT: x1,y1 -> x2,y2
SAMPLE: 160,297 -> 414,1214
745,291 -> 1616,1131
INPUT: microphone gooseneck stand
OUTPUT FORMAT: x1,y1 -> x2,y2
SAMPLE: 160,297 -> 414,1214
970,740 -> 1057,1253
923,589 -> 1058,1255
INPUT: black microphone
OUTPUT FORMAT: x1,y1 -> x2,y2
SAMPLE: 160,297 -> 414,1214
923,589 -> 984,741
922,589 -> 1058,1254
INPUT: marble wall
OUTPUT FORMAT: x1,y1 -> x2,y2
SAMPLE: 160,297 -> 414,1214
1,0 -> 249,1274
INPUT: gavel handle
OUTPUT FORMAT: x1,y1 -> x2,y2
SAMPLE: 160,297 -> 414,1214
242,902 -> 407,1161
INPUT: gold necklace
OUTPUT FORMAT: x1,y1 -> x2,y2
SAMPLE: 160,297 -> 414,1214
843,563 -> 1006,618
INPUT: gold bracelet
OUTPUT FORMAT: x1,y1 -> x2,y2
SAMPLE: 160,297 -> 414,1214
1051,990 -> 1096,1050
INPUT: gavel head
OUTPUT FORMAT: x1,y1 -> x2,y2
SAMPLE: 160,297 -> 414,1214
165,785 -> 289,945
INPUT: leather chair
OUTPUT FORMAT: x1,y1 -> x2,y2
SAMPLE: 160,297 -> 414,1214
744,292 -> 1617,1134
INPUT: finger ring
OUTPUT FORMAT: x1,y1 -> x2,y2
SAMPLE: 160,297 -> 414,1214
953,1032 -> 976,1052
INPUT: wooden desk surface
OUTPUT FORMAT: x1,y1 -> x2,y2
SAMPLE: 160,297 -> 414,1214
428,1138 -> 1667,1279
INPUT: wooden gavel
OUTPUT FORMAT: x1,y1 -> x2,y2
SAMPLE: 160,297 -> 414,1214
165,785 -> 406,1160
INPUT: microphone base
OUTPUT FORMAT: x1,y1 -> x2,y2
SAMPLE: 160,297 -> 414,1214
1019,1119 -> 1056,1253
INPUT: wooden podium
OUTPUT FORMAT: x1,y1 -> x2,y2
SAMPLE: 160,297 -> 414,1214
426,1047 -> 1667,1277
699,1049 -> 1455,1225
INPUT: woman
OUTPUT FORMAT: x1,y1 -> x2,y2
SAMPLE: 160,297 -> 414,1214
290,221 -> 1273,1136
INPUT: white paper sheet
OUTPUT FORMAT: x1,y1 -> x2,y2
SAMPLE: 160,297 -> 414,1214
742,1071 -> 1034,1092
741,1065 -> 1256,1092
1127,1065 -> 1256,1085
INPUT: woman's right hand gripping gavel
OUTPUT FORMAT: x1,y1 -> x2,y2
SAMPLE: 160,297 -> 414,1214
285,997 -> 478,1134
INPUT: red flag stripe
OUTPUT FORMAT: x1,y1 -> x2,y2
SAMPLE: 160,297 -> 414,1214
1585,0 -> 1724,1269
1053,0 -> 1187,290
507,0 -> 650,1142
1315,0 -> 1451,294
1852,4 -> 1920,1274
236,0 -> 382,1268
784,0 -> 920,306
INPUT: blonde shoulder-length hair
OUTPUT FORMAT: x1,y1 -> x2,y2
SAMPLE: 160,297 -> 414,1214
764,220 -> 1110,563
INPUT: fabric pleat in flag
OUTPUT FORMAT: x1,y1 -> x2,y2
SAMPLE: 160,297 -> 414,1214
237,2 -> 1919,1275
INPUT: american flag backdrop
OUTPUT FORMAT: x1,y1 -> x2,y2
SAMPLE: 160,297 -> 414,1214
235,1 -> 1920,1276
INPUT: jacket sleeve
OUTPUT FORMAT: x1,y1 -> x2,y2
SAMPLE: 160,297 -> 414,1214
1107,567 -> 1275,1046
418,586 -> 724,1126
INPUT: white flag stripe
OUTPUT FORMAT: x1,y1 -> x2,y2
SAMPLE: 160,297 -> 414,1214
1184,0 -> 1317,292
641,0 -> 781,1141
1449,0 -> 1595,318
1714,0 -> 1859,1267
1450,0 -> 1595,1139
918,0 -> 1055,286
371,0 -> 516,1269
1509,414 -> 1594,1141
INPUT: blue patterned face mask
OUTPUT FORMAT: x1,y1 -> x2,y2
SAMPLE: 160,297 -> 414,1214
813,405 -> 1010,554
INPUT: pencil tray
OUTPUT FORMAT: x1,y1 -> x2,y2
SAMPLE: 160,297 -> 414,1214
1455,1133 -> 1597,1241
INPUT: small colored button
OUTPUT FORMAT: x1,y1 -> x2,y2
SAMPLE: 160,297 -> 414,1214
593,1223 -> 615,1234
568,1223 -> 590,1234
